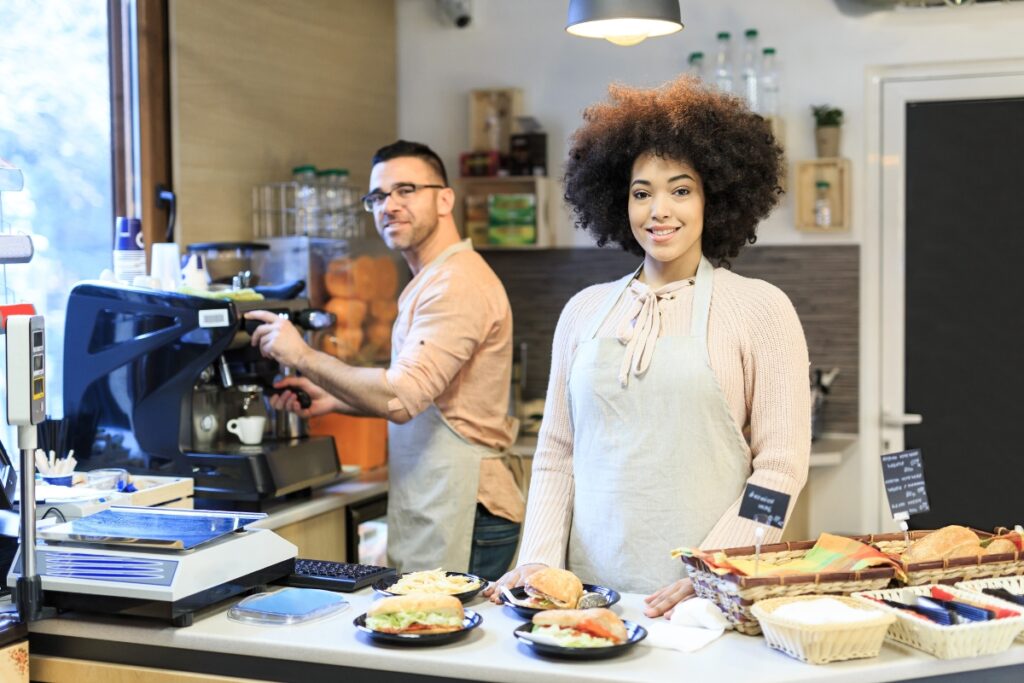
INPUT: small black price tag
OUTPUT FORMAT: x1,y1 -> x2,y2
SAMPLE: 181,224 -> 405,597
738,483 -> 791,529
880,449 -> 930,520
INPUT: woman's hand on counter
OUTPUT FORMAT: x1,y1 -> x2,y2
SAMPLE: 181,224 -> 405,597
643,578 -> 695,618
483,563 -> 548,603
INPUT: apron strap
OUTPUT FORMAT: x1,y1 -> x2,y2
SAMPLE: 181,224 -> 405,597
581,267 -> 641,341
689,256 -> 715,339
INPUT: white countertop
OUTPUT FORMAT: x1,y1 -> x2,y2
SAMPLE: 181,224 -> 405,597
27,588 -> 1024,683
251,467 -> 388,531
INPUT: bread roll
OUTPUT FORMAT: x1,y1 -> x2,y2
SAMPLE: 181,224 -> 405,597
325,258 -> 356,298
524,568 -> 584,609
370,298 -> 398,324
325,297 -> 367,329
533,608 -> 627,643
985,538 -> 1018,556
368,593 -> 463,618
902,525 -> 980,563
375,256 -> 399,298
352,255 -> 377,300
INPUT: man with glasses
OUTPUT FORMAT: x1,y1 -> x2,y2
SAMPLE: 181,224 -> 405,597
247,140 -> 523,579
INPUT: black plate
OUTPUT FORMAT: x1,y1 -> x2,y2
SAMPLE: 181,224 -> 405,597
501,584 -> 621,619
513,620 -> 647,659
372,572 -> 487,604
353,609 -> 482,645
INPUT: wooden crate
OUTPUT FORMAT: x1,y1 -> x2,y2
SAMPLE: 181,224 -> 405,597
795,158 -> 851,232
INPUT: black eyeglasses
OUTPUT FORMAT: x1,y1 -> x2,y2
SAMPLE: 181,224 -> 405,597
361,183 -> 446,212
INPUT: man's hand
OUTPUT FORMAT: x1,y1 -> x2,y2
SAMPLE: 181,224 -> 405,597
269,376 -> 338,419
246,310 -> 313,369
643,578 -> 695,618
483,563 -> 547,604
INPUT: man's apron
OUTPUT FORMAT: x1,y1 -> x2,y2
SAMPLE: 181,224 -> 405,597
386,240 -> 502,573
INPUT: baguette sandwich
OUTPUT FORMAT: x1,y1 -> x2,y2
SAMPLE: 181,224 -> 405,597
522,567 -> 584,609
365,593 -> 464,634
531,608 -> 627,647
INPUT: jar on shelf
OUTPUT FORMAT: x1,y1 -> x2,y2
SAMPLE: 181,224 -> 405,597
814,180 -> 832,229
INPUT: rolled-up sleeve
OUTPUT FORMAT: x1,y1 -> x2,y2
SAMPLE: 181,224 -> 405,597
384,275 -> 488,420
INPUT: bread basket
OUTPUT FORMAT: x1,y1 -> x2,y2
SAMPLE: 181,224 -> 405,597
680,540 -> 895,636
852,585 -> 1024,659
860,530 -> 1023,586
956,576 -> 1024,642
751,595 -> 895,664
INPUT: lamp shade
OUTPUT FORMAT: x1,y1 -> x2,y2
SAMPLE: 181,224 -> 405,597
566,0 -> 683,46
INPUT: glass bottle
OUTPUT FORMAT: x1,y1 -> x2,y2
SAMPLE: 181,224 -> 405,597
713,31 -> 734,94
814,180 -> 832,229
740,29 -> 760,111
687,51 -> 705,81
292,164 -> 318,236
760,48 -> 780,117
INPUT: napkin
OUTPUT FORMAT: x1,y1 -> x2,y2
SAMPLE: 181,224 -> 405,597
641,598 -> 732,653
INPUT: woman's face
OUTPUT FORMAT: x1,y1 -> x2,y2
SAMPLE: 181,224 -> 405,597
628,153 -> 705,279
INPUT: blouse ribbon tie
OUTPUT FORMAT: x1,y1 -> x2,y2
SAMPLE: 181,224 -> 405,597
616,278 -> 690,387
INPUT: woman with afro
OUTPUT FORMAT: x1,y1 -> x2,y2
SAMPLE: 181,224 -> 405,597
487,76 -> 811,617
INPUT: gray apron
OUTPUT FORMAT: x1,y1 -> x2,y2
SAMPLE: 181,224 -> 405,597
386,240 -> 501,573
567,256 -> 751,594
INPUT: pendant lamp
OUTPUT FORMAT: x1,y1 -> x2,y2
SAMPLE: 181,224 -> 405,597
566,0 -> 683,46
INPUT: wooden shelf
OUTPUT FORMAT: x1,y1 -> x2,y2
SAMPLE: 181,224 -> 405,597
795,158 -> 851,232
451,175 -> 553,248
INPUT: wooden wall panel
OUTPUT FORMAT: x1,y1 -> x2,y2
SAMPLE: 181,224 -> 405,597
483,245 -> 860,434
169,0 -> 396,246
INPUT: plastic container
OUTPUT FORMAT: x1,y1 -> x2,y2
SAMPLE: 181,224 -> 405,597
227,587 -> 349,626
713,31 -> 734,94
739,29 -> 760,111
113,217 -> 146,284
86,468 -> 129,491
293,165 -> 319,236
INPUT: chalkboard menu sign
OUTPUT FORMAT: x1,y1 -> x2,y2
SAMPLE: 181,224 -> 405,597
738,483 -> 791,529
880,449 -> 931,520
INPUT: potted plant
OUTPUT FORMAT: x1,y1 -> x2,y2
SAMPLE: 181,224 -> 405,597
811,105 -> 843,158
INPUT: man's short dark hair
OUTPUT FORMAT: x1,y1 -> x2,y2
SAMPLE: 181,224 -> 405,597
371,140 -> 448,186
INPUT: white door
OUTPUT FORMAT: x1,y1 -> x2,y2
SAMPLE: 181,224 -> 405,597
876,64 -> 1024,530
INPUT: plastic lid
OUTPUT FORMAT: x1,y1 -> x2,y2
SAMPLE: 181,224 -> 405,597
816,180 -> 831,189
763,47 -> 776,55
688,51 -> 704,62
227,588 -> 349,626
292,164 -> 317,175
717,31 -> 730,39
745,29 -> 758,38
319,168 -> 348,176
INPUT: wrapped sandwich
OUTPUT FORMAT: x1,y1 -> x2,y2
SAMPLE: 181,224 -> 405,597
521,567 -> 584,609
365,594 -> 464,634
531,608 -> 627,647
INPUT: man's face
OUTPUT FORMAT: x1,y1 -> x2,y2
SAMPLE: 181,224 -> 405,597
367,157 -> 446,253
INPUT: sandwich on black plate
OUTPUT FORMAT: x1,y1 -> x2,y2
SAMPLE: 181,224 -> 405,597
520,567 -> 584,609
365,593 -> 465,634
529,607 -> 628,647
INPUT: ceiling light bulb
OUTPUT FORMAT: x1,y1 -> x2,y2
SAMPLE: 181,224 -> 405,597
605,34 -> 649,46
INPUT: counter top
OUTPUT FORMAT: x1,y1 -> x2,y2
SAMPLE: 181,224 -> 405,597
252,467 -> 388,531
27,587 -> 1024,683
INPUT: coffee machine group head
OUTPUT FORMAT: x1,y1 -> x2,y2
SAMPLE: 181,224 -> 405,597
63,281 -> 340,504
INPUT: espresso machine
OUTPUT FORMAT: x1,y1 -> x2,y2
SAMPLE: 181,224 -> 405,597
62,281 -> 341,507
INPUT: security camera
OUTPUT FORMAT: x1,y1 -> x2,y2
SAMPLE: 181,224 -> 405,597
437,0 -> 472,28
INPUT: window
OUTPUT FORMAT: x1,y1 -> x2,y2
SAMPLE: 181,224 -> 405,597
0,0 -> 113,420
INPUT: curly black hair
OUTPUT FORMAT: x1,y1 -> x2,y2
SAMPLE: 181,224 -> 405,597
563,76 -> 783,265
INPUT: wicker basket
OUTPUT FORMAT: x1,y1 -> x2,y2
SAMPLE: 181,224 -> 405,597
856,530 -> 1024,586
680,540 -> 895,636
751,596 -> 895,664
956,576 -> 1024,642
852,585 -> 1024,659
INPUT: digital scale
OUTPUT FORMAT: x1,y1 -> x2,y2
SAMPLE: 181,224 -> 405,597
8,506 -> 296,626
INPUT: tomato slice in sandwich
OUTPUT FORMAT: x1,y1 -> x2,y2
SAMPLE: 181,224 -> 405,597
575,619 -> 618,642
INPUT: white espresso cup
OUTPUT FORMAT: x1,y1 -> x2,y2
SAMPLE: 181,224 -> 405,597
226,416 -> 266,445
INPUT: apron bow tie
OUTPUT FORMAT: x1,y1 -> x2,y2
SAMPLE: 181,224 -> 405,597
616,279 -> 690,387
